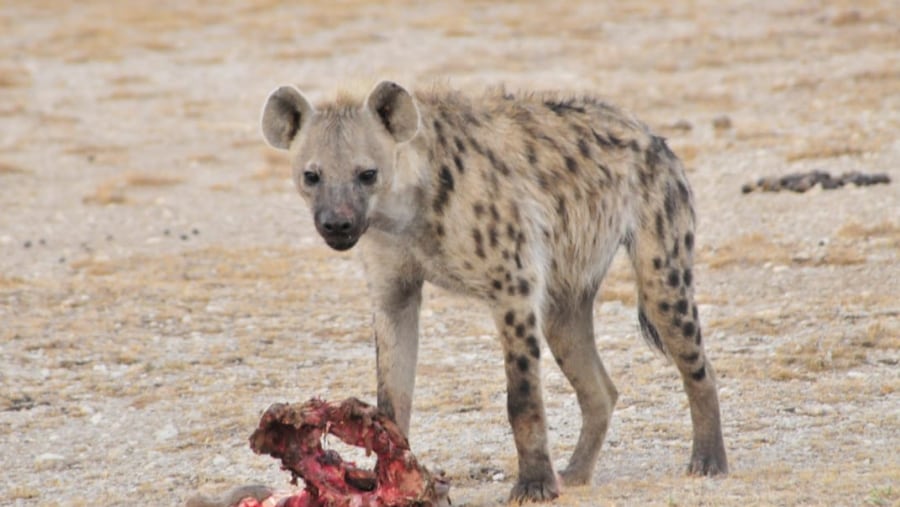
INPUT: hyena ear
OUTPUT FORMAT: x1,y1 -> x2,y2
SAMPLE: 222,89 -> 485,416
261,85 -> 315,150
364,81 -> 419,143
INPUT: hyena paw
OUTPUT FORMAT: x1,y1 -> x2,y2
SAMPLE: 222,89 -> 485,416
508,476 -> 560,504
687,451 -> 728,477
558,466 -> 591,486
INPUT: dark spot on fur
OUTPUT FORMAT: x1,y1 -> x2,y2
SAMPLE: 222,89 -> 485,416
683,269 -> 692,287
682,321 -> 696,338
672,241 -> 680,259
464,112 -> 482,127
653,257 -> 663,270
556,196 -> 568,222
504,311 -> 515,326
488,224 -> 499,247
514,253 -> 523,270
515,324 -> 526,338
435,223 -> 445,236
664,184 -> 678,222
578,137 -> 590,158
692,304 -> 699,321
659,301 -> 671,312
677,180 -> 690,203
675,299 -> 689,315
517,278 -> 530,296
507,380 -> 531,419
433,119 -> 447,148
656,212 -> 665,237
506,223 -> 517,241
489,204 -> 500,221
454,136 -> 466,153
680,351 -> 700,363
565,155 -> 578,173
518,379 -> 531,396
526,335 -> 540,358
516,355 -> 529,372
690,365 -> 706,381
493,279 -> 503,291
695,328 -> 703,345
596,162 -> 612,180
685,232 -> 694,251
668,269 -> 681,287
473,229 -> 485,258
433,165 -> 455,214
544,99 -> 586,115
486,149 -> 510,175
473,203 -> 485,217
591,128 -> 612,149
526,142 -> 538,165
468,136 -> 484,155
453,154 -> 465,174
527,313 -> 536,327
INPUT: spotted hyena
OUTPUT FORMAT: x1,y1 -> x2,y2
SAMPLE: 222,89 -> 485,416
260,81 -> 728,502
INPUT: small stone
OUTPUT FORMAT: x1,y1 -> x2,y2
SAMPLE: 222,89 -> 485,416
671,119 -> 693,131
712,115 -> 732,130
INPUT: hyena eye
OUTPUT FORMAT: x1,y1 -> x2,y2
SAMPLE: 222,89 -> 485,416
358,169 -> 378,186
303,171 -> 320,186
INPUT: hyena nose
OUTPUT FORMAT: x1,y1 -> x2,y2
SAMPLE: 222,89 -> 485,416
322,219 -> 353,233
317,210 -> 355,234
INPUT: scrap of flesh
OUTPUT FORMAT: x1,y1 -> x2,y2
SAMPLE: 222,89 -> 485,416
188,398 -> 450,507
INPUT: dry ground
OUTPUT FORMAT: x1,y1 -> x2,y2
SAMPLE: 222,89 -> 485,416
1,1 -> 898,506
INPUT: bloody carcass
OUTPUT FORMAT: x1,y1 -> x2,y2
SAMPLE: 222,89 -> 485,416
187,398 -> 449,507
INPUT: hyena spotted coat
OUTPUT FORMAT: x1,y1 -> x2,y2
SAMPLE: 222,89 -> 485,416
261,81 -> 728,503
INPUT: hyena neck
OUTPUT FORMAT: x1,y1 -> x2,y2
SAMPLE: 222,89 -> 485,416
367,141 -> 430,236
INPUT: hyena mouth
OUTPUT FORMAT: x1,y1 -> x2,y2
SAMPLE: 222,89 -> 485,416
320,223 -> 368,251
322,233 -> 360,251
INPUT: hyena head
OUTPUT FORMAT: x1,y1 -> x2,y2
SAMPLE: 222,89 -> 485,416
261,81 -> 420,251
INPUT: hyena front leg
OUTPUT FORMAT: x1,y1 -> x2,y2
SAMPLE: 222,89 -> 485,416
630,215 -> 728,476
361,239 -> 425,436
493,303 -> 559,503
543,290 -> 618,486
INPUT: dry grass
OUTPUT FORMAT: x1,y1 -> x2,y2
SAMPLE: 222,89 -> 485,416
773,333 -> 869,376
82,172 -> 184,205
0,161 -> 28,174
837,220 -> 900,242
0,65 -> 32,88
703,233 -> 792,269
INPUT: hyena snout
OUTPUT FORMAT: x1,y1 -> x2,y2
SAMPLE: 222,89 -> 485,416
314,207 -> 367,251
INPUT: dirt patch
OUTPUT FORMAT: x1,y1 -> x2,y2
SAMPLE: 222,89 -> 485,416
1,1 -> 898,506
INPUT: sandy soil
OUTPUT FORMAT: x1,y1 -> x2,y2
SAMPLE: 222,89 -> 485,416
1,1 -> 898,506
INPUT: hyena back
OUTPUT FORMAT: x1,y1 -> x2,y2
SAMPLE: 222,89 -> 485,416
261,81 -> 727,503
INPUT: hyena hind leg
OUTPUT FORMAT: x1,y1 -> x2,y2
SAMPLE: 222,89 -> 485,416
543,290 -> 618,486
630,223 -> 728,476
